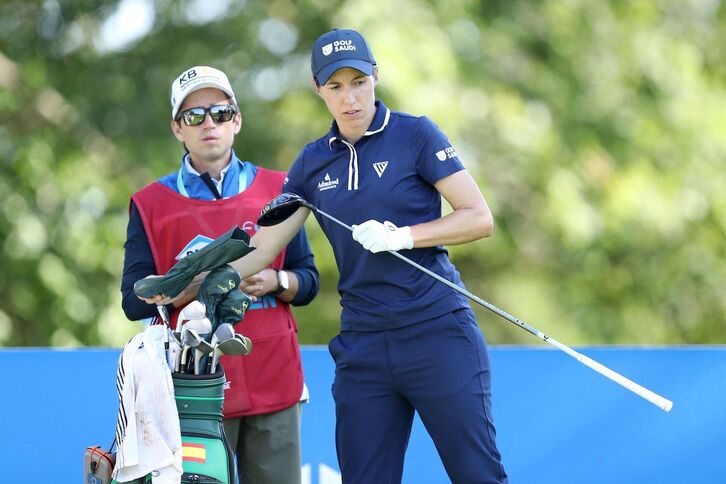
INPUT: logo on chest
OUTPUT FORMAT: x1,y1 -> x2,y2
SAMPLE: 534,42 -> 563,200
373,161 -> 388,178
317,173 -> 340,191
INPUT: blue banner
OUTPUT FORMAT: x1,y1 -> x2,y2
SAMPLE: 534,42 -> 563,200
0,346 -> 722,483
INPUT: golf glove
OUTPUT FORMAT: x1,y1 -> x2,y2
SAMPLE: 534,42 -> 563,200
352,220 -> 414,253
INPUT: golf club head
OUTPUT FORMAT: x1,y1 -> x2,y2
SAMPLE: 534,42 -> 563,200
233,333 -> 253,354
180,327 -> 202,374
179,300 -> 206,321
207,323 -> 236,373
257,193 -> 313,227
210,330 -> 252,373
216,333 -> 253,356
196,339 -> 214,354
185,317 -> 213,337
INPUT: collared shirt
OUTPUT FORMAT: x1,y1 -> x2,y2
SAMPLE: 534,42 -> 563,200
284,100 -> 470,331
158,152 -> 256,200
121,150 -> 319,321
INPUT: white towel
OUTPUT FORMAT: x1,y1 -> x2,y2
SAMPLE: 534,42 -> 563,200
112,325 -> 183,483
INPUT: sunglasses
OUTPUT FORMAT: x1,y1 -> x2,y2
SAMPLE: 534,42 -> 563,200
177,104 -> 238,126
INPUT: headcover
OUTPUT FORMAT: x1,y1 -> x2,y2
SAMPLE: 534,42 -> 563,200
196,264 -> 242,329
133,226 -> 253,299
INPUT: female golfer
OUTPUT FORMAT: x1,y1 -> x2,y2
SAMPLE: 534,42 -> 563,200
278,29 -> 507,483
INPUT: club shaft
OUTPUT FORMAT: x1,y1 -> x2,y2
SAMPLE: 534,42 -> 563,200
314,208 -> 673,412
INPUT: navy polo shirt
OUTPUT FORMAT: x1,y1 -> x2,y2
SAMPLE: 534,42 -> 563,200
285,100 -> 471,331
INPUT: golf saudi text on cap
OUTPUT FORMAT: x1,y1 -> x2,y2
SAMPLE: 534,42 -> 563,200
311,29 -> 376,85
170,66 -> 237,119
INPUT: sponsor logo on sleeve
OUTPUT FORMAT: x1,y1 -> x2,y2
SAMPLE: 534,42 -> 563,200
435,146 -> 458,161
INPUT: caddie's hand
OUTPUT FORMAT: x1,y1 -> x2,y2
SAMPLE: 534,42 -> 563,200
239,269 -> 277,299
351,219 -> 413,253
137,272 -> 207,307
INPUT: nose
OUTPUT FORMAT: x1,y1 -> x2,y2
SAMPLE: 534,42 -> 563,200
341,85 -> 356,105
200,111 -> 216,128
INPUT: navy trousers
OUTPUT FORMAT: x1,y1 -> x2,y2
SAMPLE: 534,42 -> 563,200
328,308 -> 508,483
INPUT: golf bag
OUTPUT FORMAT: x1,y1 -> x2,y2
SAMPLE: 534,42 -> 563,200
174,368 -> 238,484
110,367 -> 237,484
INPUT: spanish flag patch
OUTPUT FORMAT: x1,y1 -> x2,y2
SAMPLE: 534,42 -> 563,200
182,442 -> 207,463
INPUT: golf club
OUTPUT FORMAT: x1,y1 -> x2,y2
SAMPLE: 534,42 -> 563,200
194,339 -> 214,375
179,300 -> 206,322
258,193 -> 673,412
156,305 -> 171,368
171,302 -> 206,372
207,323 -> 235,374
183,318 -> 214,374
211,334 -> 252,373
180,327 -> 203,374
208,324 -> 252,373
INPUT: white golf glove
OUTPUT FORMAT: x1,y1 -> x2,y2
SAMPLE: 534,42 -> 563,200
352,220 -> 414,253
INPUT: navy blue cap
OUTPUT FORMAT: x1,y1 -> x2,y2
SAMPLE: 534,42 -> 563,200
311,29 -> 376,85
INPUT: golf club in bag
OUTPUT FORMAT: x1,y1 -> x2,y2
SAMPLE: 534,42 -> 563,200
258,193 -> 673,412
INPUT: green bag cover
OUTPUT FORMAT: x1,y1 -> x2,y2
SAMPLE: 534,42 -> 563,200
196,265 -> 242,329
133,227 -> 253,299
215,290 -> 252,327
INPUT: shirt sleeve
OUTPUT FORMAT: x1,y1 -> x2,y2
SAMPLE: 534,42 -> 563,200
413,116 -> 466,186
282,149 -> 306,199
282,224 -> 319,306
121,202 -> 167,321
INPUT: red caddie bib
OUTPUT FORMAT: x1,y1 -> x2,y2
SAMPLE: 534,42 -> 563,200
131,167 -> 303,417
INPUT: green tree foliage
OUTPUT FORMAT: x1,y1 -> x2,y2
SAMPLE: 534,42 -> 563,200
0,0 -> 723,347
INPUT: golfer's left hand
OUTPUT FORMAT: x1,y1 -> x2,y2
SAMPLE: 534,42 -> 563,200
352,220 -> 413,253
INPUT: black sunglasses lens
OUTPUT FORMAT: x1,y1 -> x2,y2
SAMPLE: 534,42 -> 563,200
209,105 -> 235,122
182,108 -> 207,126
180,105 -> 236,125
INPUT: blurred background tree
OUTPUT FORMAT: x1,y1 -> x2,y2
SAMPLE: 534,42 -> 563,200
0,0 -> 723,347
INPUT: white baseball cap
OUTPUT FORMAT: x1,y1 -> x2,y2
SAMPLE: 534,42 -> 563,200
170,66 -> 237,119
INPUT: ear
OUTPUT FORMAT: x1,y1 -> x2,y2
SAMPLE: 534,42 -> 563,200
311,78 -> 323,98
171,119 -> 185,142
372,66 -> 379,86
232,112 -> 242,135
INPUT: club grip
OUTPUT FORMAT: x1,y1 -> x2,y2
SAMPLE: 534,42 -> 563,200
577,353 -> 673,412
